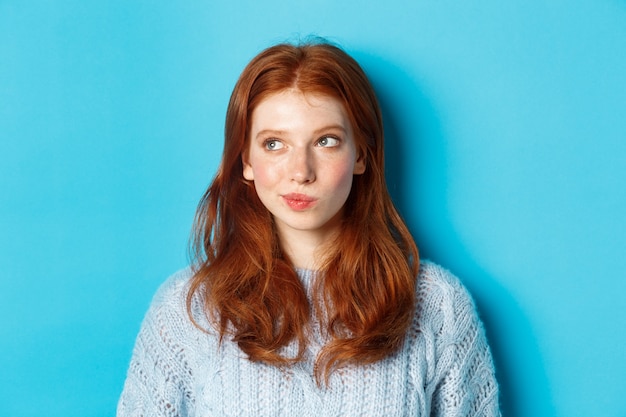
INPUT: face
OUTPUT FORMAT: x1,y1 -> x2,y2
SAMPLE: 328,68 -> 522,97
243,89 -> 366,245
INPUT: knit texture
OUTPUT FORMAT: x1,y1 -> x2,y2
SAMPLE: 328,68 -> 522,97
117,261 -> 501,416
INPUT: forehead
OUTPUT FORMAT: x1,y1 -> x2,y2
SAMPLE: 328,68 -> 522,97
251,90 -> 349,125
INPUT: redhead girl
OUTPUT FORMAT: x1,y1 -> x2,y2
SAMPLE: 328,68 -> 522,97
118,41 -> 501,416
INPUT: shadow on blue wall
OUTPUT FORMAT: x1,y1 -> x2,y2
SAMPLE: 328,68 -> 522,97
354,50 -> 554,417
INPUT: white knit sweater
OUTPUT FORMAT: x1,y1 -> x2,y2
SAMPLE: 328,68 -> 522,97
117,261 -> 501,416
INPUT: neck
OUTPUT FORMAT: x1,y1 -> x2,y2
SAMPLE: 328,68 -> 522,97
276,227 -> 337,270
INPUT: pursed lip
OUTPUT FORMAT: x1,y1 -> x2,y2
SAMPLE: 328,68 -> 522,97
282,193 -> 318,210
282,193 -> 317,202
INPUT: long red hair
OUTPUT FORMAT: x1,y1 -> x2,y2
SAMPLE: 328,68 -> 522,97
188,41 -> 419,384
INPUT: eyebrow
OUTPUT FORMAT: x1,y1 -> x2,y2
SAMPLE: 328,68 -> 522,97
254,124 -> 348,140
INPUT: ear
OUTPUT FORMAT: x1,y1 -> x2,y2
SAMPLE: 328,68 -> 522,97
242,152 -> 254,181
353,152 -> 366,175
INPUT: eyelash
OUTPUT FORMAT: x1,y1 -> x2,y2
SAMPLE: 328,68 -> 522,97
316,135 -> 340,147
263,139 -> 283,150
261,135 -> 341,151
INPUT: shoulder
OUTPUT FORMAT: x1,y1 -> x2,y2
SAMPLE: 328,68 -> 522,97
416,259 -> 470,303
140,268 -> 193,323
414,260 -> 481,338
413,262 -> 501,415
118,268 -> 205,414
132,267 -> 217,367
150,267 -> 194,309
141,266 -> 211,336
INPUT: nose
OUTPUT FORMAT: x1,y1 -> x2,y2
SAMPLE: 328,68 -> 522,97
289,147 -> 315,184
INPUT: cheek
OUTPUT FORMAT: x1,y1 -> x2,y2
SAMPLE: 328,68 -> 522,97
248,162 -> 281,192
328,160 -> 358,194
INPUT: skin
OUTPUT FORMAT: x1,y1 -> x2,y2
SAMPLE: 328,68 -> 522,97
243,89 -> 366,269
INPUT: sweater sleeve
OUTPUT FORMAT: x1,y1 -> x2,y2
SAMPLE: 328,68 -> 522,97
117,272 -> 197,417
425,265 -> 501,417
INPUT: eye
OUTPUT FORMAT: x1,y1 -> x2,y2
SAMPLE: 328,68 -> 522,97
264,139 -> 284,151
316,136 -> 340,147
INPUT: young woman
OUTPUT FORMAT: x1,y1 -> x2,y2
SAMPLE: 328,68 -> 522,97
118,41 -> 501,416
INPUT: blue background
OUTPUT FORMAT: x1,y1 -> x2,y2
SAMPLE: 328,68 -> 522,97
1,1 -> 625,416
